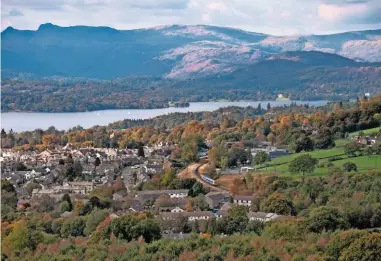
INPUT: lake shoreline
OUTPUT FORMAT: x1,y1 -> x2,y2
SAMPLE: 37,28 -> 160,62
1,100 -> 327,132
1,99 -> 328,114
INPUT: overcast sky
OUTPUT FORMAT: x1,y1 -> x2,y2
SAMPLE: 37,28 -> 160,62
2,0 -> 381,35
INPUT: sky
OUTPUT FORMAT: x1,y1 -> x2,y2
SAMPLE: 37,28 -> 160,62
2,0 -> 381,35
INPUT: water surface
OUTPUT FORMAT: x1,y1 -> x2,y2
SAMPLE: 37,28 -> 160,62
1,100 -> 327,132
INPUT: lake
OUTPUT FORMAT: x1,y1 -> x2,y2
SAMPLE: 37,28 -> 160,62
1,100 -> 327,132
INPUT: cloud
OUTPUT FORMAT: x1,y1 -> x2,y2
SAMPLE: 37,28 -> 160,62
318,0 -> 381,23
2,0 -> 381,34
7,9 -> 24,17
318,3 -> 369,22
318,1 -> 381,24
207,2 -> 227,11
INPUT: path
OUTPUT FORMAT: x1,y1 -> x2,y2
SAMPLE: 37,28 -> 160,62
178,163 -> 228,192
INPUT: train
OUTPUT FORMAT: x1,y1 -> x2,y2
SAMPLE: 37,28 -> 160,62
200,174 -> 216,185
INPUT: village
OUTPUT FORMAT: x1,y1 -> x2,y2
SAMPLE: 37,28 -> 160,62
0,139 -> 291,234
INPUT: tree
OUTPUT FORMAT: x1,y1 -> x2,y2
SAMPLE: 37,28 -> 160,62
293,136 -> 314,153
161,169 -> 176,186
191,195 -> 209,211
325,230 -> 369,261
25,182 -> 42,196
314,127 -> 335,149
339,233 -> 381,261
344,142 -> 363,157
373,113 -> 381,125
137,146 -> 145,157
113,176 -> 126,192
66,166 -> 76,181
188,182 -> 206,197
253,151 -> 271,168
259,193 -> 293,215
73,161 -> 83,175
288,154 -> 318,181
13,162 -> 27,171
94,157 -> 101,171
60,201 -> 71,212
185,200 -> 193,212
343,162 -> 357,172
2,219 -> 43,258
32,195 -> 55,212
180,134 -> 205,163
74,200 -> 85,215
1,181 -> 18,208
84,209 -> 109,236
61,194 -> 73,211
306,206 -> 349,233
110,214 -> 161,243
60,218 -> 86,238
221,205 -> 249,235
1,180 -> 16,193
245,220 -> 264,235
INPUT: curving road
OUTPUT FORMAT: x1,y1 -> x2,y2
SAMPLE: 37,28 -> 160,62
180,163 -> 228,192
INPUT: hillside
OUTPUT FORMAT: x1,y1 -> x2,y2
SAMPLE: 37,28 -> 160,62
2,50 -> 381,112
2,24 -> 381,79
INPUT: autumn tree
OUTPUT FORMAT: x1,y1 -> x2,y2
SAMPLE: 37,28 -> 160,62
113,176 -> 126,192
339,233 -> 381,261
161,169 -> 176,186
2,219 -> 43,258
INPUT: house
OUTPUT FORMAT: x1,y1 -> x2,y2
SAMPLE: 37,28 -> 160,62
247,212 -> 285,222
128,199 -> 146,212
66,181 -> 95,193
160,211 -> 214,221
113,190 -> 127,201
24,170 -> 42,180
136,190 -> 189,203
159,206 -> 185,213
233,195 -> 252,207
205,192 -> 231,209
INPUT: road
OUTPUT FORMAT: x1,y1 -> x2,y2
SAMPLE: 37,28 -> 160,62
179,163 -> 228,192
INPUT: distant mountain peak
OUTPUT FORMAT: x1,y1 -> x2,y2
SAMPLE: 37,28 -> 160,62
2,24 -> 380,79
38,23 -> 59,30
2,26 -> 15,33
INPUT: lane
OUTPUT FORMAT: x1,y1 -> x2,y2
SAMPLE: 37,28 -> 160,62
179,163 -> 228,192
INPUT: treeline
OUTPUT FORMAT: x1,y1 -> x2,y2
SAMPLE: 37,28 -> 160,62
2,63 -> 381,112
2,169 -> 381,260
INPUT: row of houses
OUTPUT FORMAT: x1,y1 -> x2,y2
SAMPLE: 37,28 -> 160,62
31,181 -> 96,200
160,210 -> 284,223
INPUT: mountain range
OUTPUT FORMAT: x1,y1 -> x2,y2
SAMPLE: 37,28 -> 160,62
2,23 -> 381,79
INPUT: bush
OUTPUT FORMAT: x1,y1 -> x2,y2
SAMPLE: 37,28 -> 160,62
343,162 -> 357,172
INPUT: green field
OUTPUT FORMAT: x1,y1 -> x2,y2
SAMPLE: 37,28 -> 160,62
265,147 -> 345,166
251,126 -> 381,179
349,127 -> 380,137
263,155 -> 381,177
335,139 -> 350,147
